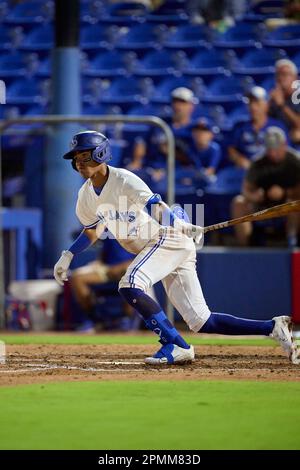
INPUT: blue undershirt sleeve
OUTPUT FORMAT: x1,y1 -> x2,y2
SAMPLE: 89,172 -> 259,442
145,194 -> 176,226
69,231 -> 92,255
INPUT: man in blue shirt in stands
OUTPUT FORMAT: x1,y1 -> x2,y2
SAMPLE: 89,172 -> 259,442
228,86 -> 288,169
129,87 -> 197,171
188,118 -> 222,177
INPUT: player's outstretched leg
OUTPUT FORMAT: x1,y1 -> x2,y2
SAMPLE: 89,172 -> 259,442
119,287 -> 194,365
200,312 -> 300,364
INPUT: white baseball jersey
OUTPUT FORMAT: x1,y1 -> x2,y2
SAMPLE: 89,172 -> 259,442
76,166 -> 161,254
76,165 -> 211,331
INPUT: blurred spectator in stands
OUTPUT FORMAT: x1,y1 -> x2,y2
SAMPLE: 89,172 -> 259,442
188,118 -> 222,177
187,0 -> 247,28
70,233 -> 135,329
228,86 -> 288,169
231,126 -> 300,246
148,131 -> 192,169
285,0 -> 300,21
109,0 -> 164,8
269,59 -> 300,147
265,0 -> 300,28
170,87 -> 198,131
142,134 -> 196,194
129,87 -> 197,171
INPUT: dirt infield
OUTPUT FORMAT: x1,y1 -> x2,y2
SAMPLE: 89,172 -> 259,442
1,343 -> 300,386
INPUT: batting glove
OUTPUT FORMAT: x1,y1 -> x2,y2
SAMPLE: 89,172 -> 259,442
53,250 -> 74,286
174,220 -> 204,244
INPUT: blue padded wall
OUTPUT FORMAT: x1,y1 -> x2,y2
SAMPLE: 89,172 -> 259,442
196,248 -> 291,319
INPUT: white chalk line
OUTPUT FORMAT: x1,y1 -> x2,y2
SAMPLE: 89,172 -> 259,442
0,361 -> 294,375
0,360 -> 149,374
97,361 -> 143,365
8,358 -> 144,367
0,365 -> 144,373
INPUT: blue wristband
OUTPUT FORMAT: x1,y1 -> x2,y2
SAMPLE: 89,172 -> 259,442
69,231 -> 91,255
145,195 -> 189,227
145,194 -> 162,212
161,206 -> 176,227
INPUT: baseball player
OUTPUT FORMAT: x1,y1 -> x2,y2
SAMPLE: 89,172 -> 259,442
54,130 -> 299,365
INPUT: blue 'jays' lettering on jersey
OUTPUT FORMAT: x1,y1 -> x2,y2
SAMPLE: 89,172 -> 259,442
97,210 -> 136,223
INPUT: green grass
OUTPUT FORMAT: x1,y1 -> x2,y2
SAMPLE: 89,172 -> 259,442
0,381 -> 300,450
0,333 -> 276,347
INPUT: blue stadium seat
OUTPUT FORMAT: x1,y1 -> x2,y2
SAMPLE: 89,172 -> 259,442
0,25 -> 23,50
0,52 -> 26,77
226,103 -> 251,129
0,105 -> 21,120
232,47 -> 286,78
134,50 -> 186,78
292,51 -> 300,71
0,25 -> 12,49
263,25 -> 300,53
5,1 -> 54,25
127,102 -> 172,119
82,103 -> 123,115
150,76 -> 204,104
183,49 -> 235,77
204,167 -> 246,227
202,76 -> 253,108
213,22 -> 266,51
80,0 -> 105,24
0,51 -> 39,82
24,104 -> 48,115
191,103 -> 223,122
203,104 -> 227,130
83,50 -> 136,78
163,24 -> 211,50
7,78 -> 50,105
0,1 -> 8,22
206,167 -> 245,195
82,77 -> 103,105
80,24 -> 120,52
116,23 -> 166,53
20,24 -> 54,51
260,76 -> 275,92
36,56 -> 50,77
249,72 -> 274,87
101,2 -> 149,26
80,105 -> 124,143
100,77 -> 149,109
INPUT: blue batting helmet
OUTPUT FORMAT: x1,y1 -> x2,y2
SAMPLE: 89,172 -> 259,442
63,130 -> 112,170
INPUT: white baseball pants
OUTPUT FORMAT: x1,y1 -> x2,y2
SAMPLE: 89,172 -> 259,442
119,227 -> 211,332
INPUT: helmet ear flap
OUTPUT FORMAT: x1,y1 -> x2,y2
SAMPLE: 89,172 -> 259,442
92,143 -> 112,164
92,147 -> 104,162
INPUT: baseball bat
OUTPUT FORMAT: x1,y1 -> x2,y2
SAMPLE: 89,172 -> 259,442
203,200 -> 300,233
